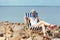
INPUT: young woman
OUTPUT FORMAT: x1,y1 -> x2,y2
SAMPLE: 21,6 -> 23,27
24,9 -> 54,37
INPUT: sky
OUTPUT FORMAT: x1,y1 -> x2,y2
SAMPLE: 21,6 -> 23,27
0,0 -> 60,6
0,0 -> 60,25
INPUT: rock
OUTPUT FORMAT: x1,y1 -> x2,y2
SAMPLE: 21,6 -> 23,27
27,37 -> 32,40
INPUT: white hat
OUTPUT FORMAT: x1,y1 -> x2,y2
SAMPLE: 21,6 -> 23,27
31,9 -> 36,13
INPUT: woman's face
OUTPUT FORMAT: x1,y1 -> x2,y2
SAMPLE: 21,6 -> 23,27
31,11 -> 35,17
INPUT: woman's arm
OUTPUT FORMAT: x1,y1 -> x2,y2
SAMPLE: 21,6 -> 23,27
37,17 -> 41,22
24,17 -> 30,26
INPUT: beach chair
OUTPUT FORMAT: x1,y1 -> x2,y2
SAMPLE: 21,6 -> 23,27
25,12 -> 39,29
24,12 -> 43,37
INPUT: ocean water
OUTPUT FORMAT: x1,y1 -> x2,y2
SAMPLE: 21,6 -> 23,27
0,6 -> 60,25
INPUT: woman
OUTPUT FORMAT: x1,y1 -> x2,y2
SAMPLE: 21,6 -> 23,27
24,9 -> 54,37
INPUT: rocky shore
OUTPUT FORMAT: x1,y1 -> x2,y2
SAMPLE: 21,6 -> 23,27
0,21 -> 60,40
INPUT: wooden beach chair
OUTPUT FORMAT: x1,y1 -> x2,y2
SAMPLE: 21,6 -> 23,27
24,12 -> 43,37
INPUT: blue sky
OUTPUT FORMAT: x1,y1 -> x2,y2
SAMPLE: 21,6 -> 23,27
0,0 -> 60,6
0,0 -> 60,25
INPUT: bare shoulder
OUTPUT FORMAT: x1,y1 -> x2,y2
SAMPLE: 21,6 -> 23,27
37,17 -> 41,21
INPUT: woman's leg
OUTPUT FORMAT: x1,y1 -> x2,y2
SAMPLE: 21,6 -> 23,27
35,21 -> 50,27
41,24 -> 46,36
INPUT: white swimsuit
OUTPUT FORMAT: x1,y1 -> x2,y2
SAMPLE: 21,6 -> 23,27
29,17 -> 38,28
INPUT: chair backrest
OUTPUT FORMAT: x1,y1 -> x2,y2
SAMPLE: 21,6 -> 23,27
25,12 -> 38,18
25,13 -> 31,18
25,12 -> 38,27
